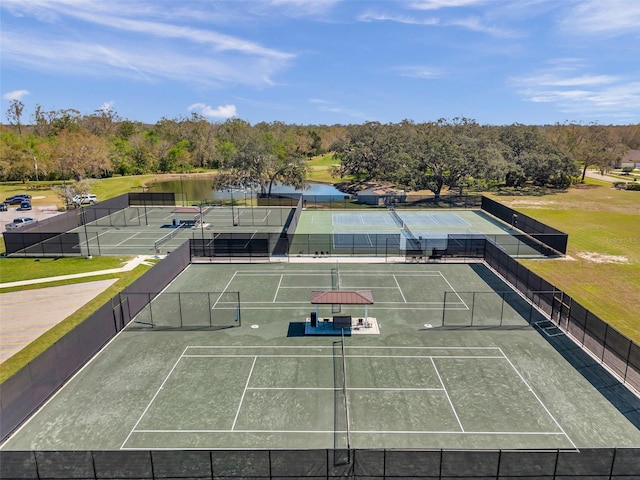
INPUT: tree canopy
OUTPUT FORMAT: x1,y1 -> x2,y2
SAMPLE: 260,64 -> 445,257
1,102 -> 637,194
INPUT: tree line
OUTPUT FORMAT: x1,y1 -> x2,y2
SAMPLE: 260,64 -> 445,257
2,99 -> 639,196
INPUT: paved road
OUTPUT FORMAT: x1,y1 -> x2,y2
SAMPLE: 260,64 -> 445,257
0,279 -> 119,362
583,169 -> 639,183
0,256 -> 159,362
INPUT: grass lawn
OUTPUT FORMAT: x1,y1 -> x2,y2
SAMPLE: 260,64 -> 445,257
0,256 -> 133,284
0,174 -> 187,210
490,182 -> 640,342
306,154 -> 346,183
0,264 -> 153,383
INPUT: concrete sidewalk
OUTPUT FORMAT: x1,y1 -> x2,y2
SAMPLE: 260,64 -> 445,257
0,255 -> 162,289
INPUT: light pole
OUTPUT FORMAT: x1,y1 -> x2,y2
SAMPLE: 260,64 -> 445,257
140,186 -> 149,225
230,189 -> 237,226
180,174 -> 185,206
59,159 -> 69,210
192,202 -> 205,240
82,206 -> 92,259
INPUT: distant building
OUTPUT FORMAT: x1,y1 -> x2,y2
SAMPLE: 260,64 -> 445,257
355,186 -> 407,205
620,149 -> 640,169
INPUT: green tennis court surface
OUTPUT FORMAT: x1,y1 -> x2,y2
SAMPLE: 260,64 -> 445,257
3,263 -> 638,451
56,206 -> 550,257
69,206 -> 290,255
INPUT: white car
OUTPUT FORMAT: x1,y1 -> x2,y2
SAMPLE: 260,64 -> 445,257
5,217 -> 36,230
72,194 -> 98,206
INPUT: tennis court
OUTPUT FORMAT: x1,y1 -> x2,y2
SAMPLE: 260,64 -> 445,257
3,263 -> 639,452
295,209 -> 551,257
68,206 -> 291,255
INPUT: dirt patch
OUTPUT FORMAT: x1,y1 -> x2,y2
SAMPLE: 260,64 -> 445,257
576,252 -> 630,264
508,200 -> 558,208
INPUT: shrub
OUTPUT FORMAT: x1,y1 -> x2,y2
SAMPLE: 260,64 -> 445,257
626,182 -> 640,191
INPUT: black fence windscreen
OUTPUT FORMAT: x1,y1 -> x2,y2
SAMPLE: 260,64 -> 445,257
4,193 -> 176,256
128,191 -> 176,206
484,240 -> 640,394
0,242 -> 191,442
481,196 -> 568,254
2,448 -> 639,479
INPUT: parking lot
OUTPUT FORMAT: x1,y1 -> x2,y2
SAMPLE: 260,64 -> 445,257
0,197 -> 62,232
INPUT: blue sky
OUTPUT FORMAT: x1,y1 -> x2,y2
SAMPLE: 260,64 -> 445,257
2,0 -> 639,126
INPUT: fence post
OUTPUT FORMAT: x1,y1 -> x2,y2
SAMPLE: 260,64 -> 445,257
601,323 -> 609,362
442,292 -> 447,327
208,292 -> 213,328
470,292 -> 476,327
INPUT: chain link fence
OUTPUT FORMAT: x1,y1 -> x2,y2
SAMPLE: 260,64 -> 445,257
2,447 -> 639,479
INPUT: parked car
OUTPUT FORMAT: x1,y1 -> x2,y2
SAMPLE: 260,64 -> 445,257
72,193 -> 98,205
4,194 -> 32,205
19,200 -> 32,211
0,202 -> 7,212
5,217 -> 36,230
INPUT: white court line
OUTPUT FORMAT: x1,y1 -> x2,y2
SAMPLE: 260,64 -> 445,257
220,270 -> 238,295
246,387 -> 445,391
498,347 -> 578,450
231,356 -> 257,431
273,274 -> 283,303
187,345 -> 501,350
121,346 -> 189,449
279,285 -> 398,289
183,354 -> 504,359
234,271 -> 443,276
438,271 -> 469,310
430,357 -> 464,432
116,232 -> 141,246
393,275 -> 407,303
210,292 -> 224,311
130,428 -> 569,435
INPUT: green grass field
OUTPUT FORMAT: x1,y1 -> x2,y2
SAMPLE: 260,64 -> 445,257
0,256 -> 132,284
492,182 -> 640,342
0,263 -> 153,383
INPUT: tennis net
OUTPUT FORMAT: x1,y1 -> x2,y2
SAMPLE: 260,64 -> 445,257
341,330 -> 351,454
403,223 -> 422,250
388,207 -> 404,227
154,223 -> 187,250
331,263 -> 341,290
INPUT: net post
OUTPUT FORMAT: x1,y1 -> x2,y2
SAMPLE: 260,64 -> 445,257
341,329 -> 351,462
470,292 -> 476,327
442,291 -> 447,327
208,291 -> 213,328
236,292 -> 241,326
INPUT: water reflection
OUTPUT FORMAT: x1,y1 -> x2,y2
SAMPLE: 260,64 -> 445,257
148,177 -> 348,203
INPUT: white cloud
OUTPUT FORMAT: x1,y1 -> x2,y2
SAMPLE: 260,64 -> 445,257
261,0 -> 341,17
2,89 -> 29,101
358,11 -> 439,26
511,65 -> 640,119
308,99 -> 367,120
188,103 -> 237,119
358,8 -> 515,37
98,101 -> 115,113
0,1 -> 294,88
1,30 -> 285,87
560,0 -> 640,36
394,66 -> 444,79
409,0 -> 489,10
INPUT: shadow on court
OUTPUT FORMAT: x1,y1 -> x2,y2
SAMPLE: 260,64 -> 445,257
469,262 -> 640,428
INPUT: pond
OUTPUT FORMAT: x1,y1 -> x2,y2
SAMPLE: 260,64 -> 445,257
148,177 -> 349,202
